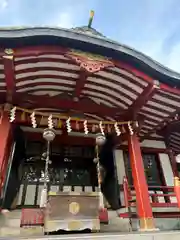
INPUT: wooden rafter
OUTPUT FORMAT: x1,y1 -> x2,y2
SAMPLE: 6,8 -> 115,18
74,70 -> 88,99
123,80 -> 159,120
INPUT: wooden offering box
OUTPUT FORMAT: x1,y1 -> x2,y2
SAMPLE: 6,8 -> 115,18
44,191 -> 100,232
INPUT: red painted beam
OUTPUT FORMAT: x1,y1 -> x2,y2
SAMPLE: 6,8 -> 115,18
14,93 -> 120,117
123,81 -> 159,120
21,129 -> 127,147
74,70 -> 88,98
2,51 -> 16,102
14,46 -> 68,57
25,131 -> 95,146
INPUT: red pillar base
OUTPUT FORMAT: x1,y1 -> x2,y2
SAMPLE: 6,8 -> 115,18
128,134 -> 156,231
139,218 -> 159,232
99,207 -> 108,224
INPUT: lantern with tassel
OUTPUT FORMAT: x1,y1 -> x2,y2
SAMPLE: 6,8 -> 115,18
95,133 -> 106,209
40,128 -> 56,208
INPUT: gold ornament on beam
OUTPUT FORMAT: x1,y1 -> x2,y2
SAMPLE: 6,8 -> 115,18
20,112 -> 26,121
4,48 -> 14,55
3,48 -> 14,60
57,118 -> 62,128
65,49 -> 114,73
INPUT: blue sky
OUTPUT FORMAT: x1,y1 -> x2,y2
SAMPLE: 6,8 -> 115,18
0,0 -> 180,72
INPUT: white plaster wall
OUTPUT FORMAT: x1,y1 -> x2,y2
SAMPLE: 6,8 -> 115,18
140,140 -> 166,149
114,149 -> 126,185
121,139 -> 166,149
114,149 -> 126,205
159,153 -> 174,186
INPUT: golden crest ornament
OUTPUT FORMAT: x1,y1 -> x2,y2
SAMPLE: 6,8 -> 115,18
69,202 -> 80,215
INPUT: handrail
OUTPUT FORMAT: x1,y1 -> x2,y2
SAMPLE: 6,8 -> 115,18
129,185 -> 174,190
123,176 -> 130,209
122,175 -> 179,208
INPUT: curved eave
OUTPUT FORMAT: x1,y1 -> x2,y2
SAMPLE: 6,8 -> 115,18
0,27 -> 180,87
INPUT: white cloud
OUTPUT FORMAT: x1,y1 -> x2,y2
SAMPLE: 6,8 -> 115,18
57,12 -> 74,29
0,0 -> 8,9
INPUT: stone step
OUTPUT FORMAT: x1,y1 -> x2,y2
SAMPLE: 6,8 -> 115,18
0,226 -> 44,237
0,227 -> 21,237
0,209 -> 133,236
0,210 -> 21,227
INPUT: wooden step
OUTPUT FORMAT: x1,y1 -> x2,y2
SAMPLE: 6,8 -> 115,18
120,211 -> 180,219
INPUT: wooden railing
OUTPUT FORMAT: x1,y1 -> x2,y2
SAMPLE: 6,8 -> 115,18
20,208 -> 44,227
123,176 -> 180,209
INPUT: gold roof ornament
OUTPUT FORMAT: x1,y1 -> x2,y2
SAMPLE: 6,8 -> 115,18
4,48 -> 14,55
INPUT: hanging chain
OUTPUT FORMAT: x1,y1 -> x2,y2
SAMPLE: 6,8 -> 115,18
95,145 -> 104,208
44,141 -> 50,190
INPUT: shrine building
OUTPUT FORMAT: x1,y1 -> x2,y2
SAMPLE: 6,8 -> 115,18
0,13 -> 180,234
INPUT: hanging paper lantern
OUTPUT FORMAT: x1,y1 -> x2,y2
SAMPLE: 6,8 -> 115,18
30,112 -> 37,128
10,106 -> 16,122
83,120 -> 88,135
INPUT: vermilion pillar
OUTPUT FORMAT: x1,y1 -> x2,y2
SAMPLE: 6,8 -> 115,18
128,134 -> 155,231
0,110 -> 12,196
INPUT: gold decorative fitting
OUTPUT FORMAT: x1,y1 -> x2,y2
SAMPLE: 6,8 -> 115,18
65,49 -> 114,73
4,48 -> 14,55
153,80 -> 160,88
69,202 -> 80,215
